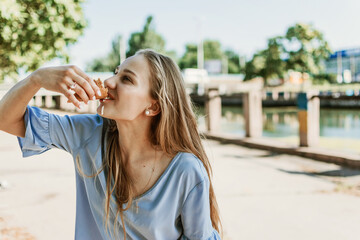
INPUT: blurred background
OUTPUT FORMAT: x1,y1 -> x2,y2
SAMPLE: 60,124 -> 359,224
1,0 -> 360,154
1,0 -> 360,239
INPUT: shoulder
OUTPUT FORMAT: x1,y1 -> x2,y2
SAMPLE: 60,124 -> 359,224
173,152 -> 209,188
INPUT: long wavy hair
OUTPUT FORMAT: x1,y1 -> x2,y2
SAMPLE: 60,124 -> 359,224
77,49 -> 221,239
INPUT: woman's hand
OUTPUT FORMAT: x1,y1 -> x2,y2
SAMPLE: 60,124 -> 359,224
31,65 -> 101,109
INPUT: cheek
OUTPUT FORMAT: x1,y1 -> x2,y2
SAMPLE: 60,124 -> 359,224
112,88 -> 149,118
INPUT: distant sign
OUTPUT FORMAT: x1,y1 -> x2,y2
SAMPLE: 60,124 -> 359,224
329,48 -> 360,59
204,60 -> 222,74
182,68 -> 209,84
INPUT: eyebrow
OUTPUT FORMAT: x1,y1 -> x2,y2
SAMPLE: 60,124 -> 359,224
123,68 -> 137,78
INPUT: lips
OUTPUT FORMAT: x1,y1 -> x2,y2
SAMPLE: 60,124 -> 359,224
107,93 -> 115,100
100,92 -> 115,102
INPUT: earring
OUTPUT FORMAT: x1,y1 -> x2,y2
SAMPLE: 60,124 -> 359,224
145,110 -> 150,115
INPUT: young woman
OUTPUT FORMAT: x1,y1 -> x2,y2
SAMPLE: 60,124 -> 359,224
0,49 -> 221,239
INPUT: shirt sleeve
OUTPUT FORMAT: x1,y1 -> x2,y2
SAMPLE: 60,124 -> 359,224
180,179 -> 221,240
17,106 -> 102,157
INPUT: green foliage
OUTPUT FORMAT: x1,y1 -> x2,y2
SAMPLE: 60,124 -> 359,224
126,16 -> 166,57
284,23 -> 331,75
178,40 -> 242,73
0,0 -> 86,81
224,50 -> 242,74
203,40 -> 223,59
312,73 -> 337,85
86,16 -> 172,72
245,37 -> 285,82
178,44 -> 197,69
264,37 -> 286,79
86,34 -> 122,72
244,23 -> 332,84
244,52 -> 266,80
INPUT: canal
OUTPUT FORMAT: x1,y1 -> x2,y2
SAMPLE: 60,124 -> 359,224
195,106 -> 360,154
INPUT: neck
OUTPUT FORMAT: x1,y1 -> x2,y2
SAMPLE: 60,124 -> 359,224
115,118 -> 154,164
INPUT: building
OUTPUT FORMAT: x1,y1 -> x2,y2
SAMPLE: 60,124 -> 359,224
325,48 -> 360,83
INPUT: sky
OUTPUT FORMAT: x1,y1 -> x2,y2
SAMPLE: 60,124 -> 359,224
64,0 -> 360,70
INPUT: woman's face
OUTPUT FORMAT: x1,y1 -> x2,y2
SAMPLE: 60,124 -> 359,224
97,54 -> 154,121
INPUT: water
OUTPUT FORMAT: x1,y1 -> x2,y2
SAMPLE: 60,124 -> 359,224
195,105 -> 360,139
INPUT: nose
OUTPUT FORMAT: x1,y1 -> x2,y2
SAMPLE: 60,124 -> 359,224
104,76 -> 116,89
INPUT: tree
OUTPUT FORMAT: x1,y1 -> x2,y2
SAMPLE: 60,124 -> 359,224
244,23 -> 331,84
178,40 -> 242,73
86,34 -> 122,72
263,37 -> 286,80
0,0 -> 86,81
244,51 -> 266,80
178,44 -> 197,69
179,40 -> 242,73
245,37 -> 285,82
283,23 -> 331,75
126,16 -> 166,57
224,50 -> 242,74
203,40 -> 223,60
87,16 -> 171,72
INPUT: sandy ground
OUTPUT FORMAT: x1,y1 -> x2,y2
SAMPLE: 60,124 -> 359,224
1,110 -> 360,240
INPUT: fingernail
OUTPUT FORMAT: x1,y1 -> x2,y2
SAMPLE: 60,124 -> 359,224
97,90 -> 101,96
79,103 -> 83,109
92,96 -> 96,100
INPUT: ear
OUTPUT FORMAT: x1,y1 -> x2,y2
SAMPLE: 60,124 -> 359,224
148,101 -> 161,116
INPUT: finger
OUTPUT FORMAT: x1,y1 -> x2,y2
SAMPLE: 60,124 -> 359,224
62,77 -> 86,102
70,81 -> 90,103
61,84 -> 81,109
65,66 -> 95,100
68,83 -> 76,90
72,66 -> 101,97
69,73 -> 96,101
62,76 -> 77,91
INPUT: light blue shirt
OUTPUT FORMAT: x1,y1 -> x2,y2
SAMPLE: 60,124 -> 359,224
17,106 -> 221,240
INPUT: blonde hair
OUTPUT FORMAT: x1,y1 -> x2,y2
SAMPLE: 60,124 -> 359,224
77,49 -> 222,239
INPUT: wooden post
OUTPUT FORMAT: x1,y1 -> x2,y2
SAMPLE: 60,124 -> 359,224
45,95 -> 53,108
272,91 -> 279,100
243,90 -> 263,138
297,92 -> 320,147
205,88 -> 221,132
34,95 -> 42,107
283,92 -> 290,100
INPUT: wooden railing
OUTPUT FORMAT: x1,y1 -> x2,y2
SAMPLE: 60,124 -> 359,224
204,87 -> 360,148
2,81 -> 360,148
29,89 -> 98,114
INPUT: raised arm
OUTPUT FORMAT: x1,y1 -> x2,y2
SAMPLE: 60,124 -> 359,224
0,65 -> 101,137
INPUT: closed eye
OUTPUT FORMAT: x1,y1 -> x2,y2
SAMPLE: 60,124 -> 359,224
122,75 -> 132,83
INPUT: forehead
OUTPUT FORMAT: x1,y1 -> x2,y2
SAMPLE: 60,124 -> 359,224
118,54 -> 150,84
